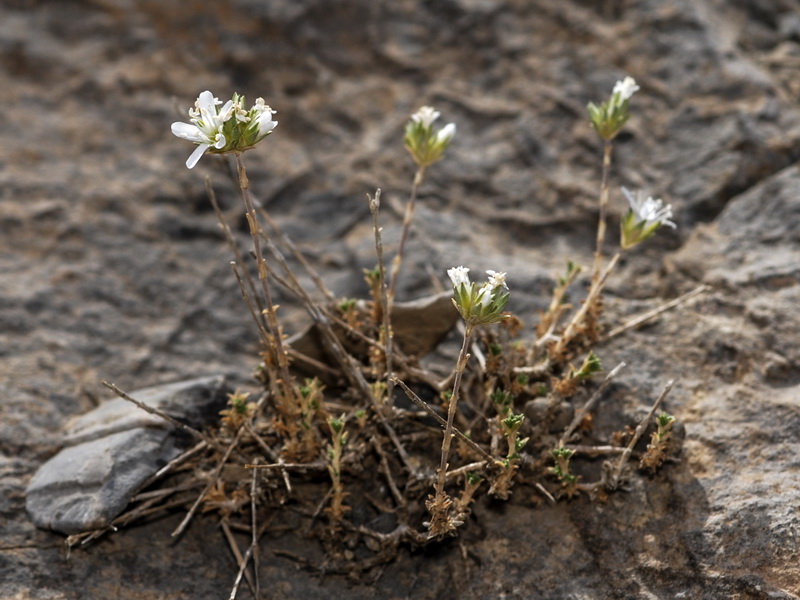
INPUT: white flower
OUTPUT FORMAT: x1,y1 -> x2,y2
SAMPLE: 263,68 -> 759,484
172,92 -> 278,168
486,270 -> 508,289
171,90 -> 234,169
448,266 -> 471,288
622,187 -> 676,229
250,98 -> 278,140
449,265 -> 511,325
435,122 -> 456,145
405,106 -> 456,167
477,282 -> 495,308
613,76 -> 640,102
411,105 -> 440,128
233,102 -> 250,123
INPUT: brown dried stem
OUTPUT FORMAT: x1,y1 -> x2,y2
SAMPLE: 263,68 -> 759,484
206,176 -> 264,319
234,153 -> 293,392
101,381 -> 215,449
559,361 -> 626,446
603,284 -> 709,341
607,378 -> 677,489
392,377 -> 494,464
368,189 -> 395,405
428,322 -> 474,537
171,392 -> 269,538
221,520 -> 257,598
552,251 -> 621,358
256,201 -> 336,304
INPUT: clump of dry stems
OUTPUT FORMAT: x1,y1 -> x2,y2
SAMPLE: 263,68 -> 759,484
75,84 -> 705,596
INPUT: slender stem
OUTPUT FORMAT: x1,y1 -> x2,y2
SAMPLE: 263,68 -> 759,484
234,153 -> 292,391
591,140 -> 614,282
603,284 -> 709,341
257,204 -> 336,303
433,322 -> 474,505
236,191 -> 414,473
528,263 -> 583,363
171,424 -> 244,538
368,190 -> 395,406
446,461 -> 488,480
205,176 -> 265,319
101,381 -> 214,448
392,376 -> 495,464
229,261 -> 271,346
609,379 -> 676,488
249,460 -> 260,599
387,165 -> 425,302
385,164 -> 424,409
558,361 -> 626,446
238,192 -> 414,472
553,251 -> 621,357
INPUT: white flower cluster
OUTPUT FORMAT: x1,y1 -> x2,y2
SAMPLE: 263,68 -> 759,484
171,91 -> 277,169
447,266 -> 510,324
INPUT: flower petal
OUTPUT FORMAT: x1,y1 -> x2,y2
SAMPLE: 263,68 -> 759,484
613,76 -> 640,101
447,266 -> 470,287
412,106 -> 440,127
486,270 -> 507,289
186,143 -> 210,169
436,122 -> 456,145
171,122 -> 204,142
196,90 -> 217,112
218,100 -> 235,122
257,113 -> 277,136
212,132 -> 227,149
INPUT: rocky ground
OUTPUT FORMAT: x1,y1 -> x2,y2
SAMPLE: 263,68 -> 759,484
2,0 -> 800,598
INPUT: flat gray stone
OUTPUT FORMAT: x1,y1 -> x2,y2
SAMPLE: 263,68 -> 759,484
26,375 -> 230,535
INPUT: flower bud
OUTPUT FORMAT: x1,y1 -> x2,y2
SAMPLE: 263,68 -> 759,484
404,105 -> 456,168
587,76 -> 639,141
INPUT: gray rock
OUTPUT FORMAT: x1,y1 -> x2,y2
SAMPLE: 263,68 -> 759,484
670,165 -> 800,289
25,376 -> 230,535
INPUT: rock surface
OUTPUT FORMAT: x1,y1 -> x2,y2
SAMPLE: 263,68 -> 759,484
3,0 -> 800,598
25,376 -> 230,534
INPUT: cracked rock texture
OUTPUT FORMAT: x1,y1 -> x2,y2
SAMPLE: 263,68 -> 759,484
2,0 -> 800,598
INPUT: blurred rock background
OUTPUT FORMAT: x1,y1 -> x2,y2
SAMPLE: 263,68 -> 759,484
1,0 -> 799,598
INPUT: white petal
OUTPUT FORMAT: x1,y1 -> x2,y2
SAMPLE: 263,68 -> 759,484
613,76 -> 640,101
621,187 -> 643,213
186,143 -> 210,169
412,106 -> 439,127
196,91 -> 216,112
218,100 -> 235,122
447,266 -> 470,287
477,283 -> 494,307
257,113 -> 277,135
436,123 -> 456,144
171,122 -> 204,142
212,132 -> 227,149
486,269 -> 507,289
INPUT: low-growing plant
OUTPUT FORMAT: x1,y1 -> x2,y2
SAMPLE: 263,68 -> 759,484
83,78 -> 705,597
